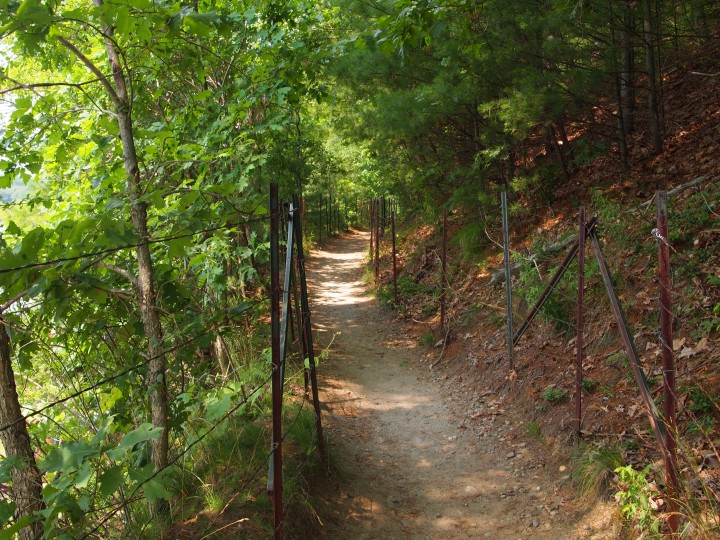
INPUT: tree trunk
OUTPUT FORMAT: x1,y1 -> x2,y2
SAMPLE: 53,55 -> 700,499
212,336 -> 229,377
94,1 -> 170,515
621,6 -> 636,135
0,319 -> 44,540
691,0 -> 710,43
641,0 -> 663,154
611,24 -> 630,167
547,125 -> 571,184
614,70 -> 630,167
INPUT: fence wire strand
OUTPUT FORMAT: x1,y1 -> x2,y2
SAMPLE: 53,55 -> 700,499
0,214 -> 269,276
0,297 -> 268,434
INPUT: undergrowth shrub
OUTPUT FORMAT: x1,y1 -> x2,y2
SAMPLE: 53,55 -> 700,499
572,443 -> 623,499
614,464 -> 663,538
542,386 -> 567,403
455,221 -> 489,256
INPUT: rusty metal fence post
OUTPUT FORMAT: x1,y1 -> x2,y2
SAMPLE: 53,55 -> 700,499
513,217 -> 598,347
589,229 -> 677,492
293,194 -> 326,459
268,183 -> 283,539
369,199 -> 374,261
374,198 -> 380,284
575,207 -> 586,437
657,190 -> 679,535
440,208 -> 448,332
392,210 -> 398,305
268,201 -> 296,499
501,192 -> 514,370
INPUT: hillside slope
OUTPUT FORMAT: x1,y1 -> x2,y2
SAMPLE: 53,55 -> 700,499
372,35 -> 720,538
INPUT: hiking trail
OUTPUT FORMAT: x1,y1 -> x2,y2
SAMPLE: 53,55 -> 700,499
307,229 -> 615,539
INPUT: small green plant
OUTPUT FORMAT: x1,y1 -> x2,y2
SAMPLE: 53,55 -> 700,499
202,485 -> 226,512
614,464 -> 662,538
420,331 -> 436,347
687,416 -> 715,436
591,191 -> 639,250
542,386 -> 567,403
581,378 -> 598,393
687,387 -> 714,415
397,276 -> 432,296
525,421 -> 543,439
376,284 -> 394,305
621,437 -> 639,452
606,351 -> 629,369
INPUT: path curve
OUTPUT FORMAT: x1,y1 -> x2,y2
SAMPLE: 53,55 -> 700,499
307,230 -> 613,539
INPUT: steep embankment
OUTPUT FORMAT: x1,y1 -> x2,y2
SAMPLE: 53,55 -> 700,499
353,36 -> 720,537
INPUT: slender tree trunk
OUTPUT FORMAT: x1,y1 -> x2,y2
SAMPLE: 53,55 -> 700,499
691,0 -> 710,43
0,319 -> 44,540
614,71 -> 630,167
94,1 -> 170,514
621,5 -> 636,135
212,336 -> 229,377
611,24 -> 630,167
642,0 -> 663,154
547,125 -> 571,183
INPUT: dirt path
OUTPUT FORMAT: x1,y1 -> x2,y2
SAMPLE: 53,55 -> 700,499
307,230 -> 614,539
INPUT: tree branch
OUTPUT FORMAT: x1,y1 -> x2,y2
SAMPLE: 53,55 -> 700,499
0,79 -> 101,96
0,287 -> 33,314
56,36 -> 121,106
95,262 -> 139,288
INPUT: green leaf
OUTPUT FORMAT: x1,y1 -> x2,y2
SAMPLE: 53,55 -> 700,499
184,12 -> 218,36
142,477 -> 171,503
166,235 -> 193,258
41,441 -> 98,473
236,246 -> 252,259
107,423 -> 162,460
0,500 -> 16,524
104,197 -> 125,211
17,227 -> 45,260
99,466 -> 124,498
101,387 -> 124,411
0,456 -> 26,483
115,5 -> 131,34
74,462 -> 92,489
0,515 -> 33,539
205,389 -> 232,422
303,357 -> 319,369
129,463 -> 170,503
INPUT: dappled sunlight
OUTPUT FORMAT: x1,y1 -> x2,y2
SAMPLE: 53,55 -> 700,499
363,392 -> 431,412
313,278 -> 371,306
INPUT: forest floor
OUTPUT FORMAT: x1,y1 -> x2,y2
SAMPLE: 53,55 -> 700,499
306,229 -> 618,539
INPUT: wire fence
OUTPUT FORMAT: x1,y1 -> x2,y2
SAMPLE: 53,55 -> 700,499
368,183 -> 718,536
0,186 -> 327,540
0,297 -> 268,435
0,214 -> 269,276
